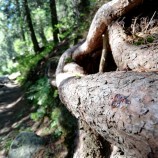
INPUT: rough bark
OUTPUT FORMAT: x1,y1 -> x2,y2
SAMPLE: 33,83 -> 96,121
56,0 -> 143,76
108,23 -> 158,71
58,71 -> 158,158
72,0 -> 143,61
55,0 -> 158,157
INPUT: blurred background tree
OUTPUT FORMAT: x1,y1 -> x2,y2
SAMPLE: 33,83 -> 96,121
0,0 -> 99,75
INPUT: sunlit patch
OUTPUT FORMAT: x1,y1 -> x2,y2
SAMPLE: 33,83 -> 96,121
0,96 -> 22,112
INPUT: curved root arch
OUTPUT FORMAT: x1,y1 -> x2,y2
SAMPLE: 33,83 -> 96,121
56,0 -> 143,76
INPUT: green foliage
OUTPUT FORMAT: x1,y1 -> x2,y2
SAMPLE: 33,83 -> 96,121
27,77 -> 59,120
133,38 -> 144,46
13,39 -> 27,55
0,0 -> 97,156
0,0 -> 95,76
2,137 -> 12,151
44,26 -> 53,40
50,108 -> 63,140
133,35 -> 155,46
50,108 -> 61,128
12,43 -> 54,84
146,36 -> 154,43
27,76 -> 78,147
27,77 -> 64,140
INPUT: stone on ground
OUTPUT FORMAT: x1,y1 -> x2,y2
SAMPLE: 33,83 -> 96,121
8,132 -> 45,158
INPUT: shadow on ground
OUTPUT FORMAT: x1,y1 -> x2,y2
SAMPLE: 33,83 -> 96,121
0,83 -> 35,157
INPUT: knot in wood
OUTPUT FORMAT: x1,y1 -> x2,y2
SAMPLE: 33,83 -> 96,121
111,94 -> 131,109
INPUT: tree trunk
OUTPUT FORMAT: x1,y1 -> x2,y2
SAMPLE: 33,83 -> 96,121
15,0 -> 26,41
58,71 -> 158,157
49,0 -> 59,44
23,0 -> 41,53
108,23 -> 158,72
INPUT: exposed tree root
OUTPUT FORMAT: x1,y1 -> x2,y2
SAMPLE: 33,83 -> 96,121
72,0 -> 143,61
54,0 -> 158,157
56,0 -> 143,77
108,22 -> 158,71
59,71 -> 158,157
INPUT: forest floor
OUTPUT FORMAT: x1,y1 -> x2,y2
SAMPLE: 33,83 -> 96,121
0,79 -> 69,158
0,81 -> 35,157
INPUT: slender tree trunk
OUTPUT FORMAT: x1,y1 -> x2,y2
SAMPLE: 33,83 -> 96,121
39,21 -> 48,45
15,0 -> 26,41
23,0 -> 41,53
49,0 -> 59,44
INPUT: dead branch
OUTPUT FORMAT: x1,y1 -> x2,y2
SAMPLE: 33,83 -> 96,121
99,32 -> 108,72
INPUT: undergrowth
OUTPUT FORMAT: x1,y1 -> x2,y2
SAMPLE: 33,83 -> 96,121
27,77 -> 58,121
20,38 -> 78,156
13,43 -> 54,84
26,77 -> 78,157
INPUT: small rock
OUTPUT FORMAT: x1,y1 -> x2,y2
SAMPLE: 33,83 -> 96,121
8,132 -> 45,158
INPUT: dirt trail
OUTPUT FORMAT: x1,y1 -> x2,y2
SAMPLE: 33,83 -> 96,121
0,82 -> 34,157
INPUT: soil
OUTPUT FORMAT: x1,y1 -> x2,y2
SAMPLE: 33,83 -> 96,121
0,82 -> 35,157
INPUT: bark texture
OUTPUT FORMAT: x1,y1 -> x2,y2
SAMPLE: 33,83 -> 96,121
72,0 -> 143,61
59,71 -> 158,158
55,40 -> 85,75
108,23 -> 158,71
55,1 -> 158,157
